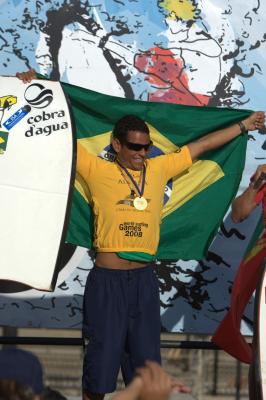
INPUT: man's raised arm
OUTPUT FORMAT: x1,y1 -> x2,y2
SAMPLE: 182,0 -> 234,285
187,111 -> 265,161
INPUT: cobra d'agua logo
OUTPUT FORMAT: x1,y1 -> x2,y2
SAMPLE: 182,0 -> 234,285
24,83 -> 53,109
24,83 -> 69,138
25,109 -> 68,137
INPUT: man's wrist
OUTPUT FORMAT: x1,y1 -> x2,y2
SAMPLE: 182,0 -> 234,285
252,172 -> 266,190
237,121 -> 248,134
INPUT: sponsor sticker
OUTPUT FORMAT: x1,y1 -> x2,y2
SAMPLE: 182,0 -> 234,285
3,105 -> 31,131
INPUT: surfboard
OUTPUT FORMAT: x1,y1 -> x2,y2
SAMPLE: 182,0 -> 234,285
0,76 -> 75,290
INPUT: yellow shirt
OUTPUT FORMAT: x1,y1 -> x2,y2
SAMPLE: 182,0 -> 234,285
77,143 -> 192,255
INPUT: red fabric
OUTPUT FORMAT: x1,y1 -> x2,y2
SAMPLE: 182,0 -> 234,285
255,184 -> 266,228
212,184 -> 266,364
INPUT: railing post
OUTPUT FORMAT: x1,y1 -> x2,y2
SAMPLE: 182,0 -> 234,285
212,350 -> 219,395
2,327 -> 17,349
235,359 -> 242,400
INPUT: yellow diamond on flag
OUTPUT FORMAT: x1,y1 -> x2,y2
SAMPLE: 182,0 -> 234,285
149,124 -> 224,217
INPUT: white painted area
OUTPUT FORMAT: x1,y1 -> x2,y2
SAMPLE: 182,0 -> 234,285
163,20 -> 222,94
56,247 -> 89,284
58,26 -> 125,96
35,32 -> 53,77
36,23 -> 137,98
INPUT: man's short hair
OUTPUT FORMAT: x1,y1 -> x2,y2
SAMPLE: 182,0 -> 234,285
0,348 -> 43,395
112,115 -> 149,143
0,379 -> 35,400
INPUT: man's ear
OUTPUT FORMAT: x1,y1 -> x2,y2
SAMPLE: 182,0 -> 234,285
112,137 -> 121,153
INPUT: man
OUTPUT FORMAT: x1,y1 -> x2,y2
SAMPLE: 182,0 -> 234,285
212,164 -> 266,363
212,165 -> 266,400
231,164 -> 266,223
16,69 -> 265,400
0,348 -> 44,400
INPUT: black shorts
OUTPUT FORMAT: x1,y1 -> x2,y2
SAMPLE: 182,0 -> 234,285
82,264 -> 161,394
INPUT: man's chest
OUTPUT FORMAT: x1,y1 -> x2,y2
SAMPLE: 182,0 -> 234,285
88,166 -> 166,208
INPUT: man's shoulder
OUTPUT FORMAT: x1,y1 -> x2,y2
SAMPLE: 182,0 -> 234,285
147,150 -> 182,164
147,153 -> 169,162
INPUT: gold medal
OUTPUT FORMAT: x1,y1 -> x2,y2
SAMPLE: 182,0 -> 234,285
116,160 -> 147,209
133,196 -> 148,210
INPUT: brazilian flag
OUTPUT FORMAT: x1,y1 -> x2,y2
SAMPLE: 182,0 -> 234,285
62,82 -> 251,260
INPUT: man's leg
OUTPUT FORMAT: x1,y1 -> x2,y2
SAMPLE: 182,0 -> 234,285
121,266 -> 161,384
83,391 -> 104,400
82,266 -> 128,396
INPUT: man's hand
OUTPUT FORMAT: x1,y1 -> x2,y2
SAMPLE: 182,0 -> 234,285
16,68 -> 36,83
242,111 -> 265,131
251,164 -> 266,189
136,361 -> 172,400
231,164 -> 266,223
170,377 -> 191,394
111,361 -> 191,400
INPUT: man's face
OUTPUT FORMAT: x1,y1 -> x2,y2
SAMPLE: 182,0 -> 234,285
112,130 -> 151,170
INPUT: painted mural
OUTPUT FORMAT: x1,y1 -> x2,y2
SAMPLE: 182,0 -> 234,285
0,0 -> 266,334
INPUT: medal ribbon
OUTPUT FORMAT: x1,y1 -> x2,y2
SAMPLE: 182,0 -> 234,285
116,160 -> 146,197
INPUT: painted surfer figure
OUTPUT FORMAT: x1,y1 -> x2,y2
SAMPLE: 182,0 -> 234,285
16,69 -> 265,400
